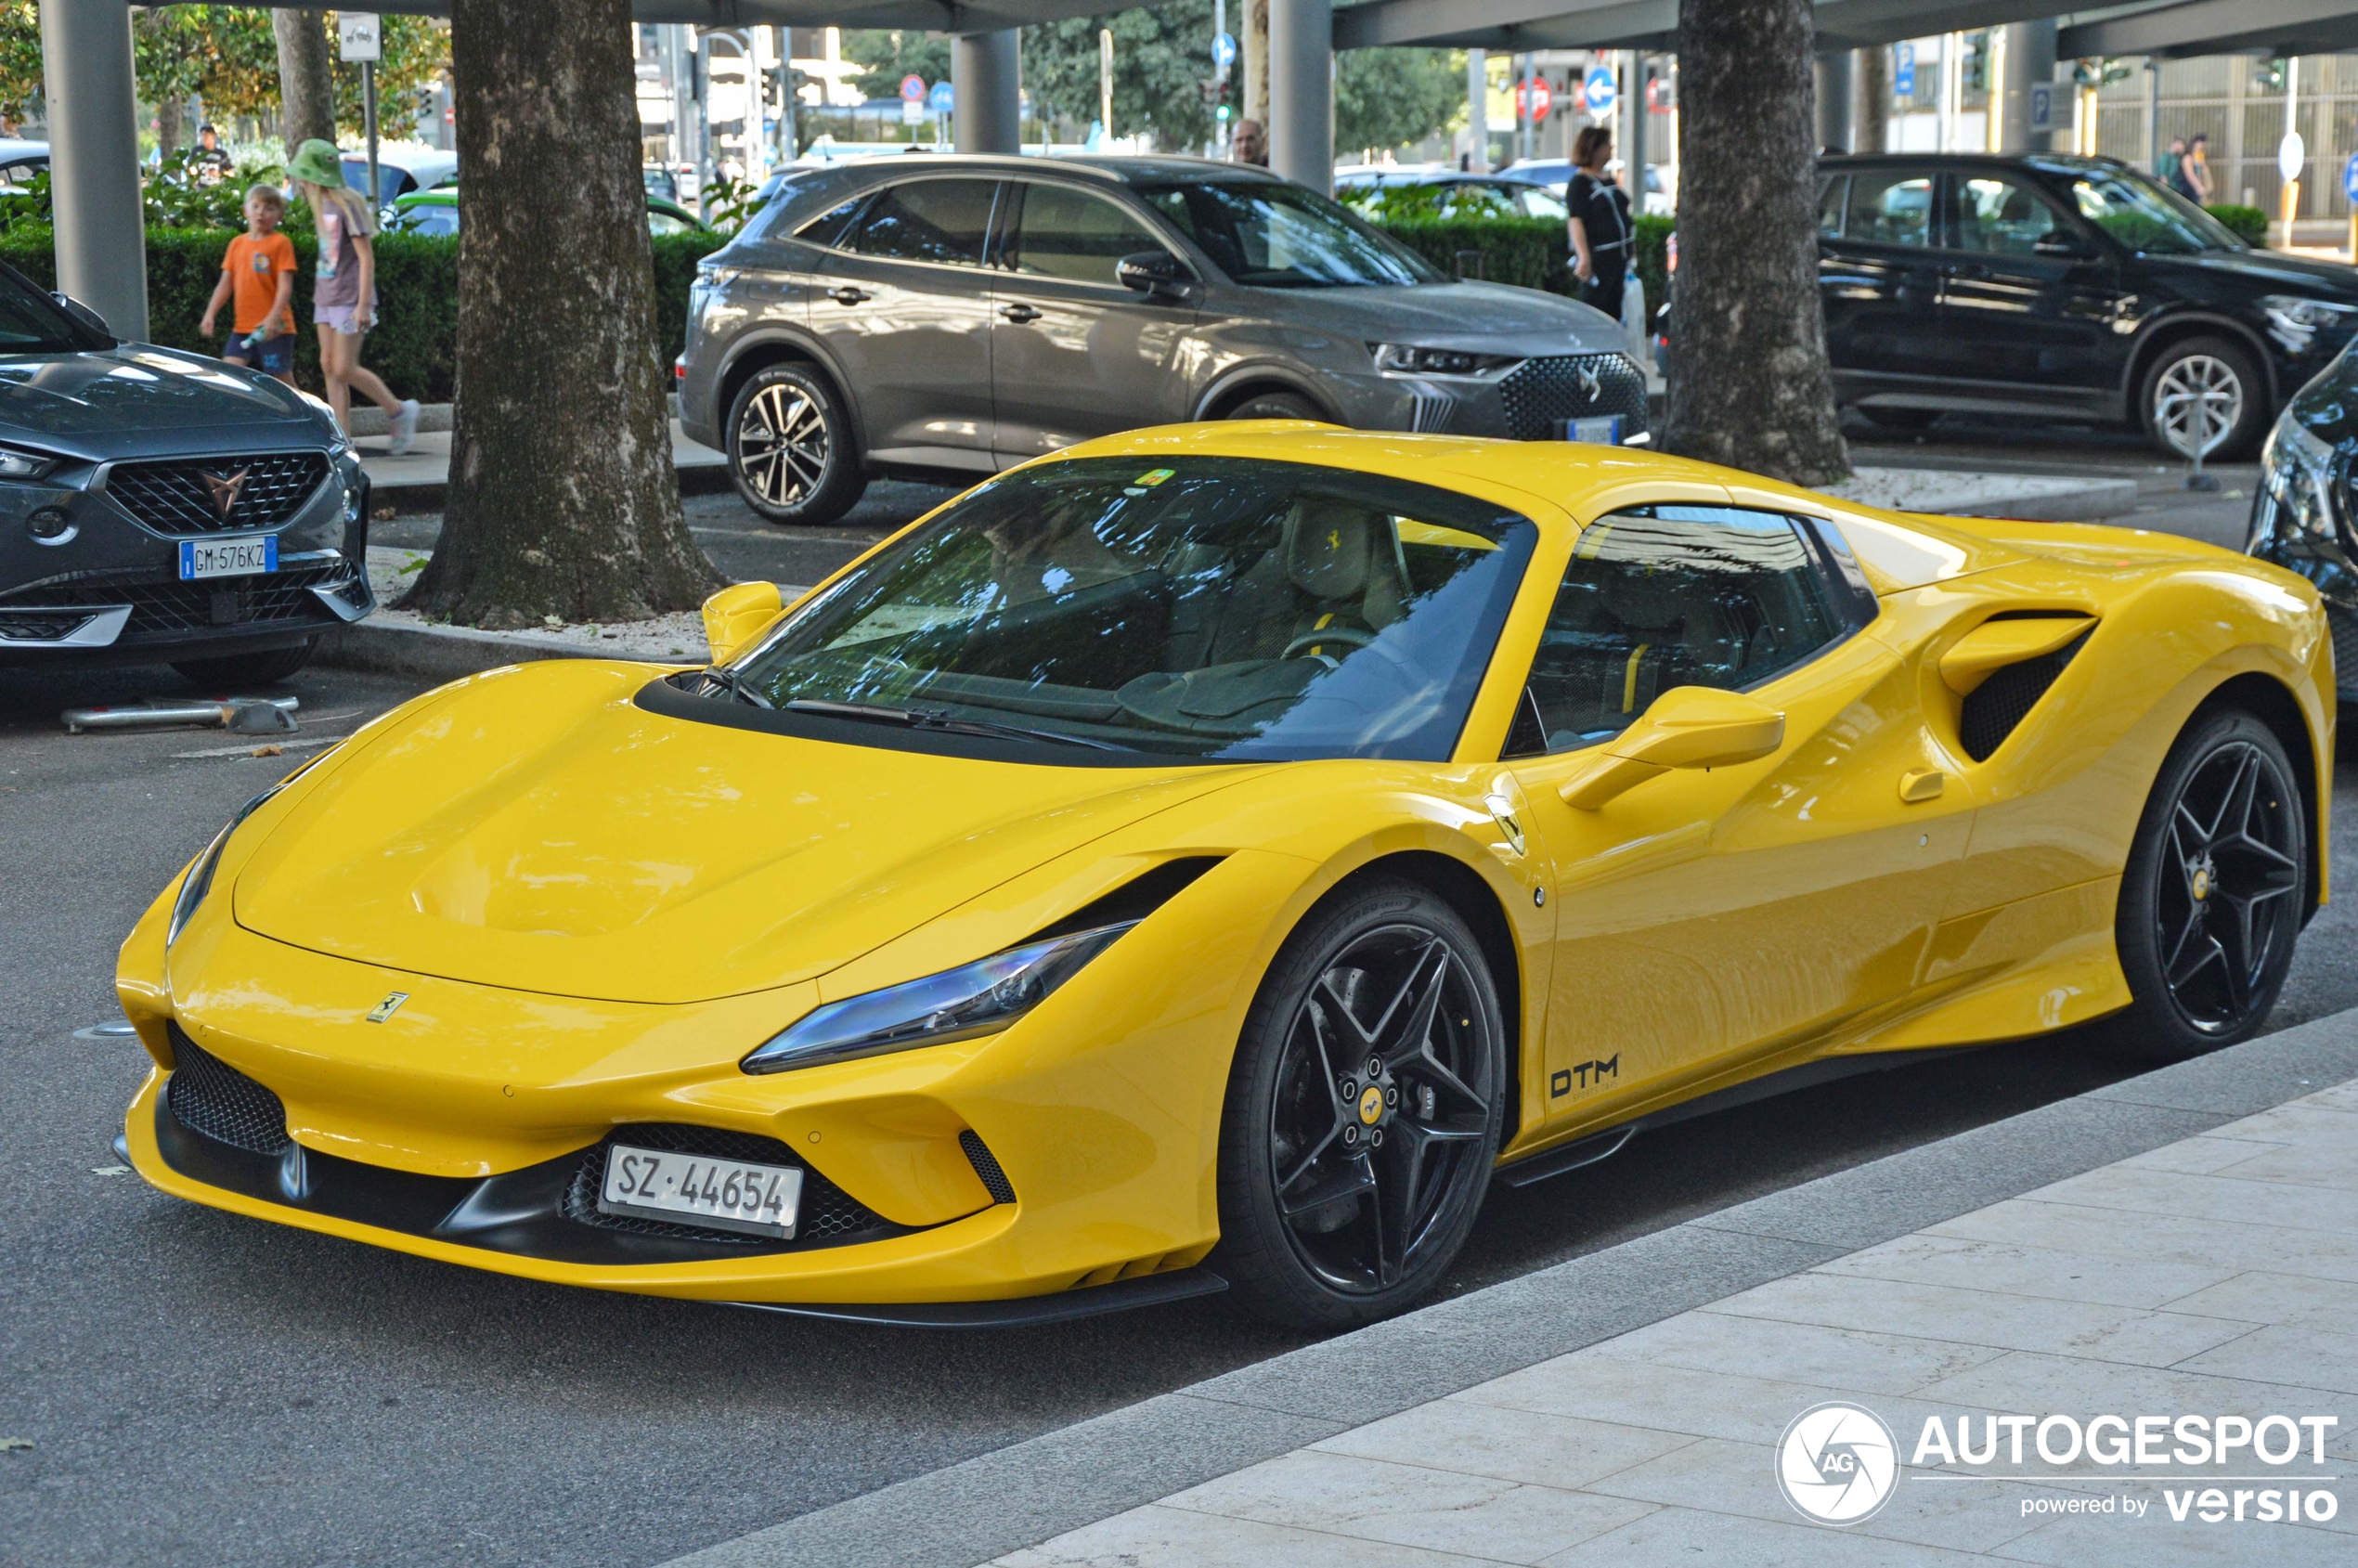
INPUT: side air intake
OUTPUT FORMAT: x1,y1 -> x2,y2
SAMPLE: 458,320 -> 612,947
960,1130 -> 1017,1203
1958,627 -> 2092,762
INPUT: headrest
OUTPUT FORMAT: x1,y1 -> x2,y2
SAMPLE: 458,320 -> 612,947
1283,498 -> 1377,602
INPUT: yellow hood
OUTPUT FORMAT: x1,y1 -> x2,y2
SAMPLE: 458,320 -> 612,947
233,662 -> 1237,1004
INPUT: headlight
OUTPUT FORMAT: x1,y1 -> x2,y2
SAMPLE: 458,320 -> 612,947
2261,296 -> 2358,356
1369,343 -> 1520,377
2260,408 -> 2342,545
740,921 -> 1136,1075
0,444 -> 58,480
165,758 -> 328,945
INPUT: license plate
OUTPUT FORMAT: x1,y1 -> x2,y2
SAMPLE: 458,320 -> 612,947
178,535 -> 279,580
1555,415 -> 1624,445
599,1144 -> 802,1239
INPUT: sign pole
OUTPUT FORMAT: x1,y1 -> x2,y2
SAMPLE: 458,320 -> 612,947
364,61 -> 379,215
338,15 -> 383,212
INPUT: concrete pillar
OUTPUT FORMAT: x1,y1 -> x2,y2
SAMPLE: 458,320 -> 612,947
1267,0 -> 1332,192
41,0 -> 148,340
1854,45 -> 1889,155
1618,52 -> 1642,186
1816,51 -> 1853,152
952,30 -> 1021,154
1466,48 -> 1488,171
1995,20 -> 2056,153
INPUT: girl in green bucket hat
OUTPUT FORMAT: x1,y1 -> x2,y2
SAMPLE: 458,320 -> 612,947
288,138 -> 419,452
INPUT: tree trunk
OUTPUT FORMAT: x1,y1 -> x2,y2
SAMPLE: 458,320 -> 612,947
1662,0 -> 1849,486
1242,0 -> 1268,125
407,0 -> 718,628
1854,45 -> 1889,155
271,9 -> 336,149
157,96 -> 184,158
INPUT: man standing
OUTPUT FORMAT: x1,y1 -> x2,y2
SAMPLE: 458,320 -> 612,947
2158,136 -> 2186,198
1232,118 -> 1267,167
192,124 -> 233,186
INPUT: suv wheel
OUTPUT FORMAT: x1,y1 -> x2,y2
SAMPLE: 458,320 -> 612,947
727,363 -> 866,526
2142,337 -> 2267,462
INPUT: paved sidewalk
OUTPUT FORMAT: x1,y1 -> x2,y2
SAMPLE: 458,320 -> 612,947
1000,1080 -> 2357,1566
352,408 -> 727,507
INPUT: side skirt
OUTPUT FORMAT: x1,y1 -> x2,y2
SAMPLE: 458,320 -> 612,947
723,1267 -> 1229,1329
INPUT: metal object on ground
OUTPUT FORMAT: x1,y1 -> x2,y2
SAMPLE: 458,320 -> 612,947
62,694 -> 300,734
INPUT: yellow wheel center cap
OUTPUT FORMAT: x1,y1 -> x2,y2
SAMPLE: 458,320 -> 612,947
2191,868 -> 2210,901
1358,1085 -> 1385,1125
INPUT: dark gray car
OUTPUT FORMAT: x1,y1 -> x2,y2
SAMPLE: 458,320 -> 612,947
678,155 -> 1646,526
0,263 -> 370,684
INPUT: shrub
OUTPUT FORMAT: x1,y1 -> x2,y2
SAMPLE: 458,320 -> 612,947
2205,204 -> 2269,247
1367,211 -> 1674,328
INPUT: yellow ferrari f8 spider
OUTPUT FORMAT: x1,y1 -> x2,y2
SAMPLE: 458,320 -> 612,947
118,426 -> 2330,1328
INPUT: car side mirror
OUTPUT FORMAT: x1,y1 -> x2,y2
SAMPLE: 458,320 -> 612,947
2032,233 -> 2093,261
701,580 -> 784,667
1559,686 -> 1787,810
50,292 -> 110,339
1117,250 -> 1189,296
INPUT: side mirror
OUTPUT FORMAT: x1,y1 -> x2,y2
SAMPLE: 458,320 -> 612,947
700,580 -> 784,667
2032,233 -> 2094,261
1116,250 -> 1188,296
50,292 -> 110,339
1559,686 -> 1787,810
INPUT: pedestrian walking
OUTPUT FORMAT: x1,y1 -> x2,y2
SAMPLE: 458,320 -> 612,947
2158,136 -> 2188,199
199,184 -> 298,388
286,138 -> 419,453
1566,126 -> 1632,329
192,124 -> 233,186
2183,134 -> 2213,205
1232,118 -> 1267,167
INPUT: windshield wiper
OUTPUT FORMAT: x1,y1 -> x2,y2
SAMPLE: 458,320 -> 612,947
785,697 -> 1126,751
701,667 -> 771,708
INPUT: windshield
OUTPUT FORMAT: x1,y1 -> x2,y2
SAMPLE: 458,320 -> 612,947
1137,181 -> 1441,288
720,457 -> 1536,761
0,262 -> 110,352
2068,168 -> 2243,255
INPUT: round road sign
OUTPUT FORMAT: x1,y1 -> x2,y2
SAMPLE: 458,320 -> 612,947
900,73 -> 926,103
1518,77 -> 1553,121
927,80 -> 954,113
1583,66 -> 1617,117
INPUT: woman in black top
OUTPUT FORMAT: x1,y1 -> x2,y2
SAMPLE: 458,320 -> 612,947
1566,124 -> 1632,327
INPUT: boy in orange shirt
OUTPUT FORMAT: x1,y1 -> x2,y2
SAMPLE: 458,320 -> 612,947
201,184 -> 298,385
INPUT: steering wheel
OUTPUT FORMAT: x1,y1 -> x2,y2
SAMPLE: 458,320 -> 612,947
1282,624 -> 1377,661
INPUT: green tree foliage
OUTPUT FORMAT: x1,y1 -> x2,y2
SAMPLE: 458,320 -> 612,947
840,29 -> 952,102
1335,49 -> 1461,157
1023,3 -> 1223,149
0,2 -> 45,121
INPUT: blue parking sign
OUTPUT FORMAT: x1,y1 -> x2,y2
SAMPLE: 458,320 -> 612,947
1895,43 -> 1915,97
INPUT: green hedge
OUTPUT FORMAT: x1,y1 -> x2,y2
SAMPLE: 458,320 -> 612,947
2204,204 -> 2269,247
1368,213 -> 1672,321
0,227 -> 723,403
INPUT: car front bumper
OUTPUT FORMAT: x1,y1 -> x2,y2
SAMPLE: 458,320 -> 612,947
1324,351 -> 1652,444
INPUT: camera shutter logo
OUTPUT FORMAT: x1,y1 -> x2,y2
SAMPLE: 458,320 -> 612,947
1776,1402 -> 1899,1525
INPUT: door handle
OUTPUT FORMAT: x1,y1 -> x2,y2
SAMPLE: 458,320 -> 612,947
827,286 -> 871,306
1000,303 -> 1042,323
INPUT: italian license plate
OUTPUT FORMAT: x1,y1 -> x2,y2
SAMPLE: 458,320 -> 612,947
599,1144 -> 802,1239
178,534 -> 278,581
1555,415 -> 1624,445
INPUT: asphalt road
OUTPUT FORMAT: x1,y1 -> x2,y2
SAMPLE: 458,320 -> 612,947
3,422 -> 2344,1568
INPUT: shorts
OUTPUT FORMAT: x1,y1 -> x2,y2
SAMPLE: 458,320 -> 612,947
315,303 -> 372,335
224,332 -> 296,376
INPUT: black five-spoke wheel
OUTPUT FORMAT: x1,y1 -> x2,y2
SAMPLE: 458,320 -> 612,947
1217,879 -> 1505,1328
2117,708 -> 2307,1058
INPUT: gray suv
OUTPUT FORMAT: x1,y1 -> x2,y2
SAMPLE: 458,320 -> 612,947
677,155 -> 1646,526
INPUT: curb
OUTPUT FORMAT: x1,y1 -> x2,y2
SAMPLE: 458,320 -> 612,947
314,617 -> 683,683
1926,475 -> 2140,522
654,1009 -> 2358,1568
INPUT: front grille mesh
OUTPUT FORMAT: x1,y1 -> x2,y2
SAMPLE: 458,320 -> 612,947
106,452 -> 330,536
960,1130 -> 1017,1204
0,559 -> 360,640
1497,354 -> 1650,442
2329,606 -> 2358,698
562,1123 -> 896,1248
167,1026 -> 292,1156
1959,628 -> 2092,762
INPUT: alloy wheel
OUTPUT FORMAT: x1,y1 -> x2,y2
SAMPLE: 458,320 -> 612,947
734,382 -> 829,508
1267,922 -> 1496,1295
2151,354 -> 2243,460
2155,739 -> 2300,1032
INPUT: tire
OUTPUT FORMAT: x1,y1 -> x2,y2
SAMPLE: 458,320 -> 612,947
172,639 -> 314,690
726,362 -> 867,526
1224,390 -> 1327,423
1212,877 -> 1508,1329
1858,406 -> 1941,432
2140,336 -> 2269,462
2109,707 -> 2307,1061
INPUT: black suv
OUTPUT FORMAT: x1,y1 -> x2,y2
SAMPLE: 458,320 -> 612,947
2248,343 -> 2358,701
1818,153 -> 2358,459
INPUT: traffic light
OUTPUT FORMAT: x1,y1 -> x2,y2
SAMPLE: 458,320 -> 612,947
1963,35 -> 1986,94
2252,59 -> 2287,94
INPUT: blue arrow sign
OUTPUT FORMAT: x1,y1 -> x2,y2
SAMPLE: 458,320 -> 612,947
927,80 -> 954,113
2345,151 -> 2358,203
1583,66 -> 1616,117
1211,32 -> 1236,69
1895,42 -> 1915,97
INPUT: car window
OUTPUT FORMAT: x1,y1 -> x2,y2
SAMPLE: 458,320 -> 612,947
1440,182 -> 1519,217
722,456 -> 1537,762
393,203 -> 459,236
1841,172 -> 1932,246
0,264 -> 111,351
1817,175 -> 1848,237
1507,506 -> 1847,757
1955,177 -> 2061,255
1006,183 -> 1162,287
648,209 -> 694,236
1137,180 -> 1439,288
1514,185 -> 1569,220
2068,170 -> 2239,255
794,193 -> 866,248
850,178 -> 998,266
